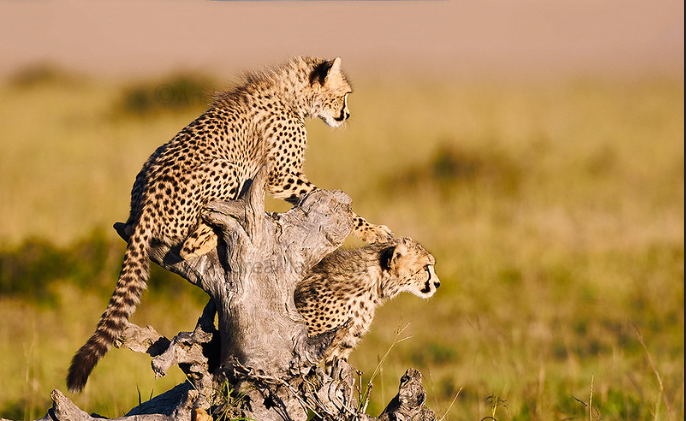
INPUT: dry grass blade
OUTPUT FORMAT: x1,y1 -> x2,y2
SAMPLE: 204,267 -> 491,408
437,387 -> 462,421
589,374 -> 594,421
359,322 -> 413,413
633,324 -> 675,421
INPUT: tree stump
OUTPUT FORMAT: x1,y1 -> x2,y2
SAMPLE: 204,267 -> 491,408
2,167 -> 435,421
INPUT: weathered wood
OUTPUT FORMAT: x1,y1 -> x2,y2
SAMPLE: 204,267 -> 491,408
0,388 -> 197,421
201,168 -> 354,378
6,167 -> 437,421
379,369 -> 436,421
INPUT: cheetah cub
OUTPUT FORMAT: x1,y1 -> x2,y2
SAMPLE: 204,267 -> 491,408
67,57 -> 392,393
295,237 -> 440,364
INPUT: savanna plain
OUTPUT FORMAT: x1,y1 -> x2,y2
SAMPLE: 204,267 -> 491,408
0,66 -> 683,420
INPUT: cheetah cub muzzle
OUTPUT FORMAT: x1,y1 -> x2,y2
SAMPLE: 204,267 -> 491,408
294,237 -> 440,364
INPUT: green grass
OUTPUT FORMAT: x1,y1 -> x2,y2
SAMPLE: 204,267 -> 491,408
0,68 -> 683,420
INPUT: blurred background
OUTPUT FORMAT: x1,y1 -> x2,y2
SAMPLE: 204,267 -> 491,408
0,1 -> 683,420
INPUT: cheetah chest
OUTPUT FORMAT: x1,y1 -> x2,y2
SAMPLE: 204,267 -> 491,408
301,289 -> 378,338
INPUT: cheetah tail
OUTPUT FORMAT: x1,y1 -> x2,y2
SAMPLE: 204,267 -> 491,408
66,225 -> 151,393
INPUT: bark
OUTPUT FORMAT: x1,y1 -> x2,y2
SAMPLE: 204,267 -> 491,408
4,167 -> 435,421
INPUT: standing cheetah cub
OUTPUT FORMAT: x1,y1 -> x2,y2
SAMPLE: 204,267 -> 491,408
67,57 -> 392,393
295,237 -> 440,363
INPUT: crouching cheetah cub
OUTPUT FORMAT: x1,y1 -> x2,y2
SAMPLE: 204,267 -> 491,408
295,237 -> 440,363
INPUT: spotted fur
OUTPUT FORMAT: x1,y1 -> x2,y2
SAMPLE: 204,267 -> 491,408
294,237 -> 440,364
66,57 -> 392,393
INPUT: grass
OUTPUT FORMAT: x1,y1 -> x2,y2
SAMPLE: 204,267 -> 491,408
0,67 -> 683,420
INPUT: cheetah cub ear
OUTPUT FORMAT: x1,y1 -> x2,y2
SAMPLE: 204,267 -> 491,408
328,57 -> 342,77
310,57 -> 344,87
380,243 -> 409,274
390,243 -> 409,271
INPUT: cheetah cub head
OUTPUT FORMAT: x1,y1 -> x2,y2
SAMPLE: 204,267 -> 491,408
381,237 -> 440,299
309,57 -> 352,128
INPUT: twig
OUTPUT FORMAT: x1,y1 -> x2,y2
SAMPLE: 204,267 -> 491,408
356,369 -> 364,407
362,381 -> 373,414
231,360 -> 341,420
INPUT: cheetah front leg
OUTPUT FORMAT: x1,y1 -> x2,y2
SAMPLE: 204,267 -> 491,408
269,170 -> 393,244
351,214 -> 393,244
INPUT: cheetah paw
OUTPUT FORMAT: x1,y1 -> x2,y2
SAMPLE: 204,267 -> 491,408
179,235 -> 218,260
354,223 -> 394,244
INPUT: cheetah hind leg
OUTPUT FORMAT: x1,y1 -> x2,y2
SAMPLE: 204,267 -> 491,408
352,213 -> 394,244
179,223 -> 218,260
